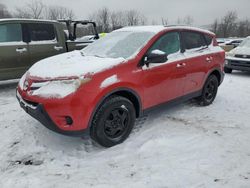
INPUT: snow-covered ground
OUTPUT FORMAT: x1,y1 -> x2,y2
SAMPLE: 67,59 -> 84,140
0,72 -> 250,188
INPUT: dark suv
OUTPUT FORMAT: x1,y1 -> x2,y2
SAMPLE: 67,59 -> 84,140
0,19 -> 98,80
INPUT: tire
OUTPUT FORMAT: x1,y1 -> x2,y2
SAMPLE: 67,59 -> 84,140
224,67 -> 232,73
197,74 -> 219,106
90,96 -> 136,147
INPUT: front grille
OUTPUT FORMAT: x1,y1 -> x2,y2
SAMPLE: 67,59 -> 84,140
23,99 -> 39,107
235,54 -> 250,59
231,60 -> 250,67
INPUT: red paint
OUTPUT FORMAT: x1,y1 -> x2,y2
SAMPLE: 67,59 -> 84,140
18,27 -> 225,133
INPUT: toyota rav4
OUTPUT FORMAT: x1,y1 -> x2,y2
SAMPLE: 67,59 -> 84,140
17,26 -> 225,147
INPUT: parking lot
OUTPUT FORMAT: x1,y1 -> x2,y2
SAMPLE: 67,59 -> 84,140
0,72 -> 249,187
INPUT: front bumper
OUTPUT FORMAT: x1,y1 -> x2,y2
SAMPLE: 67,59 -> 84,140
225,57 -> 250,71
16,90 -> 88,137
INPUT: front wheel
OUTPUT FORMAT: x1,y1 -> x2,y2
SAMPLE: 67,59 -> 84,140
90,96 -> 136,147
196,74 -> 219,106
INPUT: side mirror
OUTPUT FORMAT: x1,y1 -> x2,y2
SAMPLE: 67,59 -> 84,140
144,50 -> 168,65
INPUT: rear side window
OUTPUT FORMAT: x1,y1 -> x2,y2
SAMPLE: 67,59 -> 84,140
149,32 -> 180,55
28,23 -> 56,42
182,31 -> 207,50
0,24 -> 22,43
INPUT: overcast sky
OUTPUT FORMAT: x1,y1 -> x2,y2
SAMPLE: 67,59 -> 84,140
1,0 -> 250,25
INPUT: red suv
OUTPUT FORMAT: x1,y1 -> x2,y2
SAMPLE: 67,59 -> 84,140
17,26 -> 225,147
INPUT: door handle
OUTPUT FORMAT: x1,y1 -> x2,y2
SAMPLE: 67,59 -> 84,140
206,56 -> 213,63
54,46 -> 63,51
176,63 -> 186,68
16,48 -> 27,53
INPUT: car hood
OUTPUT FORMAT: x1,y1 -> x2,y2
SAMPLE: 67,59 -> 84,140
28,50 -> 125,80
231,47 -> 250,55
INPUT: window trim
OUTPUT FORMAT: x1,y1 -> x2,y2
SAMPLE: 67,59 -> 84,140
180,30 -> 208,53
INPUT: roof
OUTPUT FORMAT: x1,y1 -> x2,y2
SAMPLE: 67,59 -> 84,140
114,25 -> 214,35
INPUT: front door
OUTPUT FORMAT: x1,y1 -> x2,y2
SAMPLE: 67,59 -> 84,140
0,23 -> 29,80
142,31 -> 187,109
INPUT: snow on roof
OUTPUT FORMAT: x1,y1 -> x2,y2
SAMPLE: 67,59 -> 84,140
0,18 -> 58,23
114,25 -> 214,35
115,25 -> 165,33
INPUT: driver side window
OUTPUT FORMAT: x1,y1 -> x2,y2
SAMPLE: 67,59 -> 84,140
149,32 -> 180,55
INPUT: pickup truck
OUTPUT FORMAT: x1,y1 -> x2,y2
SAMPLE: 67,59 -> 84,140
0,19 -> 99,80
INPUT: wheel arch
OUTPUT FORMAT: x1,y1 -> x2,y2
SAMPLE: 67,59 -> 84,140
206,68 -> 224,86
87,87 -> 143,129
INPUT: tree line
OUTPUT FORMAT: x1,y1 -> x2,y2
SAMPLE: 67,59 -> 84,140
0,1 -> 75,20
211,11 -> 250,38
1,1 -> 250,38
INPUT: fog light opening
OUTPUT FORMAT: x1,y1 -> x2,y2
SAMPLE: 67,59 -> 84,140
65,116 -> 73,126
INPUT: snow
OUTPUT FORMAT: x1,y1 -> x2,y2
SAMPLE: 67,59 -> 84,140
100,75 -> 119,88
151,49 -> 166,55
0,41 -> 26,46
18,72 -> 27,91
115,25 -> 165,33
31,79 -> 81,99
1,72 -> 250,187
28,51 -> 125,79
226,46 -> 250,61
29,39 -> 57,45
82,31 -> 155,59
0,18 -> 58,23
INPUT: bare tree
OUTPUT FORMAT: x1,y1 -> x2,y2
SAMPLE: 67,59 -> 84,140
14,0 -> 45,19
110,11 -> 126,30
89,7 -> 110,32
237,19 -> 250,37
161,17 -> 168,25
126,10 -> 140,26
89,7 -> 146,32
46,6 -> 75,20
0,3 -> 12,18
219,11 -> 238,37
176,16 -> 194,25
151,19 -> 158,25
211,19 -> 219,34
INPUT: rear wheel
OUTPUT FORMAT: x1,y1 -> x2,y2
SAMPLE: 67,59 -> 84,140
224,67 -> 232,73
197,74 -> 219,106
90,96 -> 136,147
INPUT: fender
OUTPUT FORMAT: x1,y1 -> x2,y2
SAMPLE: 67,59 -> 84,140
203,66 -> 224,86
87,86 -> 143,129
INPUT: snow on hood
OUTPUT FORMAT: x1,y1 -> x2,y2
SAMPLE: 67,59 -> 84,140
231,47 -> 250,55
28,50 -> 125,79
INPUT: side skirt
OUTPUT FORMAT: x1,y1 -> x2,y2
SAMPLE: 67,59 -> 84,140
143,90 -> 202,115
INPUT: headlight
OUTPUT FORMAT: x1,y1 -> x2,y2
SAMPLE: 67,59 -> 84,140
19,72 -> 27,90
31,77 -> 91,98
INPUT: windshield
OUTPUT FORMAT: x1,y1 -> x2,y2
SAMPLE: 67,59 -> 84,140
81,31 -> 155,59
239,38 -> 250,47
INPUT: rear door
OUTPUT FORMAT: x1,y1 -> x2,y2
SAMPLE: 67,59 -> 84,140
0,22 -> 29,80
181,31 -> 211,95
27,22 -> 66,65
